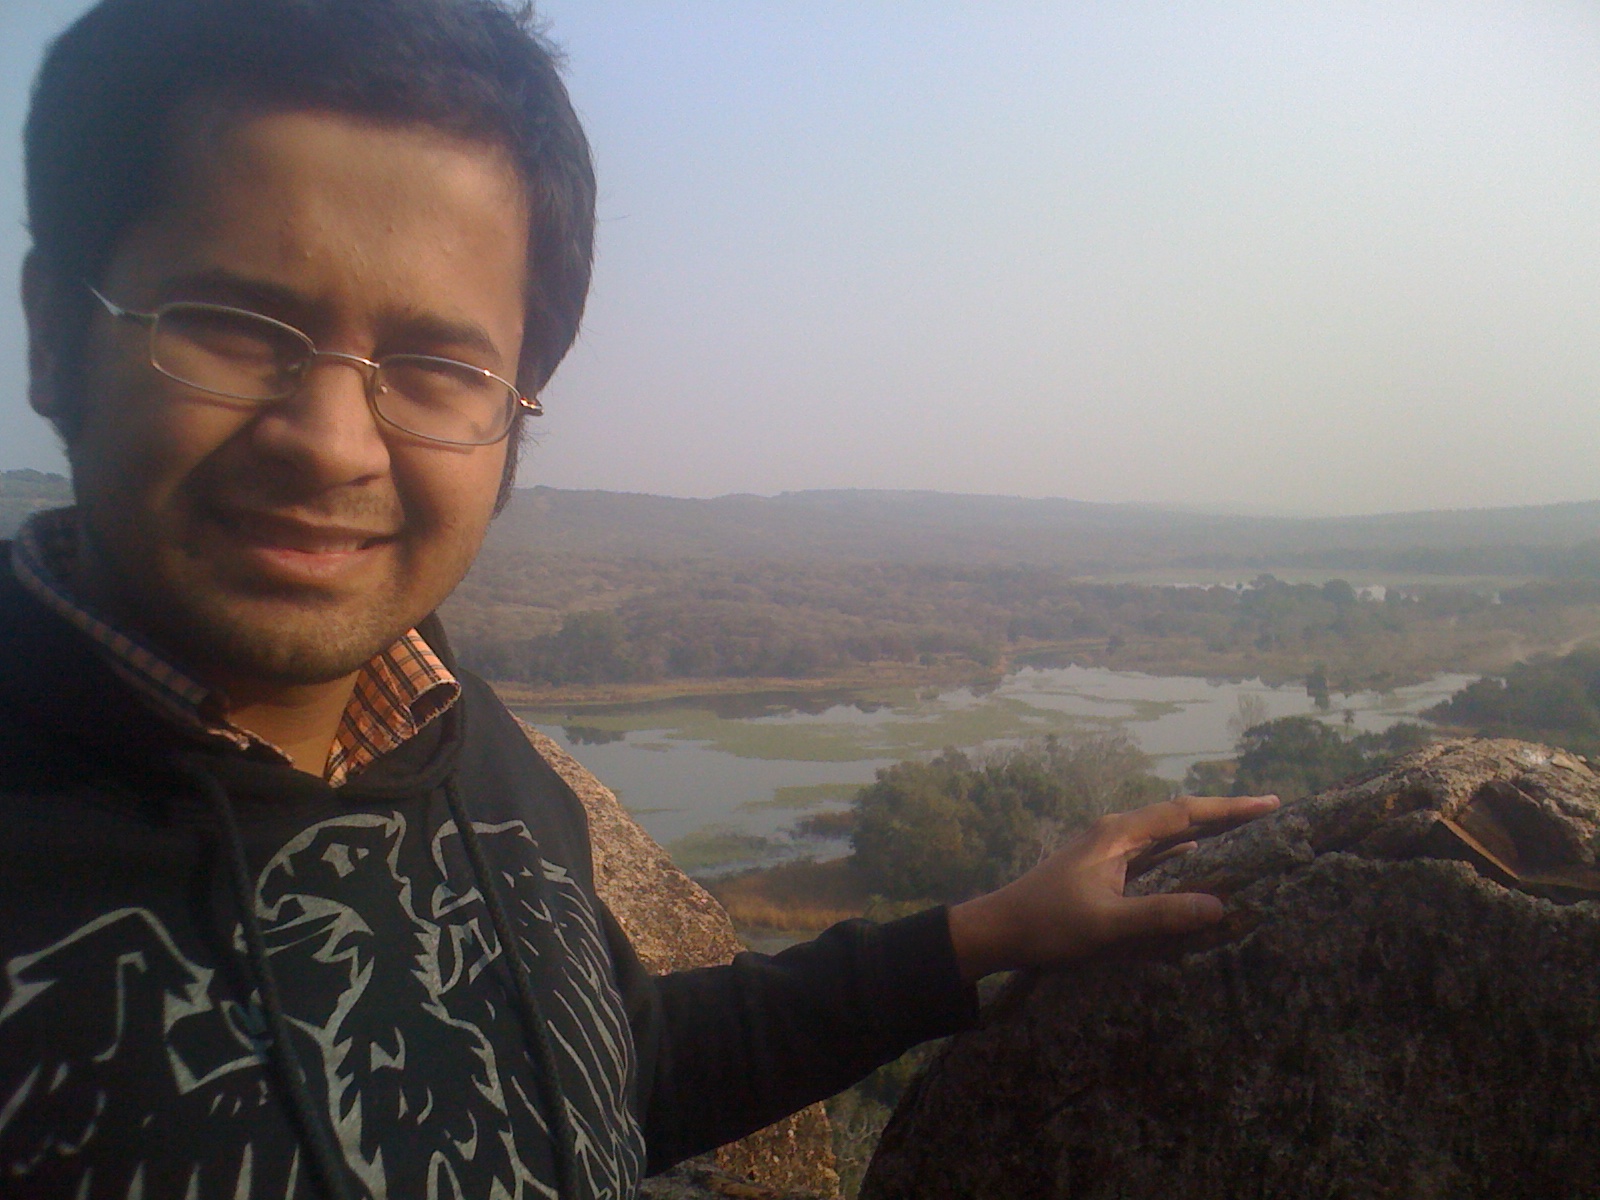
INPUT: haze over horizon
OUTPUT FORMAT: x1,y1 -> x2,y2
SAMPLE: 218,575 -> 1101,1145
3,2 -> 1600,519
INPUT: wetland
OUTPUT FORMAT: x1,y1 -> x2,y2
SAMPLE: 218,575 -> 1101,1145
513,664 -> 1472,874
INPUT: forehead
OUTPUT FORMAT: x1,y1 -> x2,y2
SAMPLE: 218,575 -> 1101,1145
134,94 -> 522,222
108,105 -> 532,357
160,101 -> 529,255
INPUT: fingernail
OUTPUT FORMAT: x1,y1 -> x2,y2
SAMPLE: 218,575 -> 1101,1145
1191,894 -> 1225,921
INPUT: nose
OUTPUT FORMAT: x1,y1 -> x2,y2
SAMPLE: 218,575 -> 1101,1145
246,351 -> 392,488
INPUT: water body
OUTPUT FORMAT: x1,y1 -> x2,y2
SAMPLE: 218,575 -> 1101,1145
515,666 -> 1475,872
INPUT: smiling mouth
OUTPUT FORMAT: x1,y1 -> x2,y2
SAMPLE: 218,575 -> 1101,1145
216,507 -> 397,555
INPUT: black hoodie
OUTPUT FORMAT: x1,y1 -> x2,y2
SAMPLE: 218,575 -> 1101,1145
0,553 -> 975,1199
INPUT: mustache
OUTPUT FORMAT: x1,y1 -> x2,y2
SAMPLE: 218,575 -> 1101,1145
198,487 -> 405,534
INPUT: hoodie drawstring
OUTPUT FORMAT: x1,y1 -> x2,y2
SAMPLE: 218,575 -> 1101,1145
445,774 -> 581,1200
174,747 -> 581,1200
173,755 -> 357,1200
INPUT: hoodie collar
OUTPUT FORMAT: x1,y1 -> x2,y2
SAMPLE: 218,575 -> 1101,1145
11,507 -> 460,785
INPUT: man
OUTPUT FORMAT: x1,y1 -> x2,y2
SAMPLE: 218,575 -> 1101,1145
0,1 -> 1275,1197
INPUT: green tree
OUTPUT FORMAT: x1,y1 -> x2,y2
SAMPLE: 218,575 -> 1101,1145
850,732 -> 1168,903
1306,662 -> 1331,711
535,610 -> 642,684
1225,716 -> 1435,801
1321,579 -> 1358,607
1428,649 -> 1600,755
849,751 -> 990,901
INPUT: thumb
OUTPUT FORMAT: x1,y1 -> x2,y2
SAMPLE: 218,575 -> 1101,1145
1110,891 -> 1225,940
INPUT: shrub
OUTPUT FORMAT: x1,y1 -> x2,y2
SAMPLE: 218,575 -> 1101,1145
849,732 -> 1169,903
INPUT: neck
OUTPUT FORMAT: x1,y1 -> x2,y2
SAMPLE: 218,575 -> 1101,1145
222,675 -> 361,776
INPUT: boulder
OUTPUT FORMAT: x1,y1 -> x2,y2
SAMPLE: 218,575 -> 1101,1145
862,738 -> 1600,1200
638,1163 -> 837,1200
521,725 -> 841,1199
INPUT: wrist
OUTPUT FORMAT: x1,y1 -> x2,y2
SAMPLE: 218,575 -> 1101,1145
947,890 -> 1020,983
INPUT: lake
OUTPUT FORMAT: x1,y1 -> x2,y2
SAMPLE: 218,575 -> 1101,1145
515,665 -> 1476,875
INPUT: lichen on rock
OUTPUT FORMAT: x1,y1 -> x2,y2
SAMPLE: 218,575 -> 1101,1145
861,738 -> 1600,1200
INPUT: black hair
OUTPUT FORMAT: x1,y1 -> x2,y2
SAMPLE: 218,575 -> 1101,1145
25,0 -> 596,503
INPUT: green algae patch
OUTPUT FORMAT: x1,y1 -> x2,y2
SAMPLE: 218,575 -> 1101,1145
742,782 -> 863,811
665,826 -> 780,872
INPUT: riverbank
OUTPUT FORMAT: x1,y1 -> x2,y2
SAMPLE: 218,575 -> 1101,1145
703,859 -> 870,933
490,610 -> 1600,713
503,661 -> 1476,871
491,657 -> 1002,709
1012,621 -> 1600,692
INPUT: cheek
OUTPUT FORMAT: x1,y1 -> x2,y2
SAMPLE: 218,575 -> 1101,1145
390,448 -> 504,613
73,376 -> 244,515
457,444 -> 509,534
398,443 -> 506,547
68,355 -> 176,506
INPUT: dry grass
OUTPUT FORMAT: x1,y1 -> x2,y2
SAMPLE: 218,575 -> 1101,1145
714,898 -> 864,932
489,658 -> 1002,708
707,858 -> 873,933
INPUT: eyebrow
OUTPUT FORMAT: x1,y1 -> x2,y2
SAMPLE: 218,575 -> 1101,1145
154,269 -> 309,318
153,268 -> 511,371
383,309 -> 507,371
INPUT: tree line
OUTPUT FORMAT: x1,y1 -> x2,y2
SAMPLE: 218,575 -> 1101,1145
447,556 -> 1592,689
1426,647 -> 1600,757
836,716 -> 1443,906
836,644 -> 1600,908
841,732 -> 1170,904
1182,718 -> 1436,800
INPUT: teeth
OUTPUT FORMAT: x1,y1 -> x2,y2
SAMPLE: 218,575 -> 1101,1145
220,509 -> 384,554
254,535 -> 369,554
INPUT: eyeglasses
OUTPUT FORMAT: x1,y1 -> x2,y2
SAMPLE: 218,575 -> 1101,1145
86,285 -> 541,446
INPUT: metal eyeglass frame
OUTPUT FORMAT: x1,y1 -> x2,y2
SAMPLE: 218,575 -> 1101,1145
85,284 -> 542,446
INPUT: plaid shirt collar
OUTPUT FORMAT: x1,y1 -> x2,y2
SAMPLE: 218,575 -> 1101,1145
12,506 -> 460,786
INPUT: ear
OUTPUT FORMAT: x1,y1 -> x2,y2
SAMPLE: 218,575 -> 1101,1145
21,250 -> 68,422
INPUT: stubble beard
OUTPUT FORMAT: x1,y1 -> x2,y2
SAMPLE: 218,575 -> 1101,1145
78,510 -> 465,690
162,580 -> 417,686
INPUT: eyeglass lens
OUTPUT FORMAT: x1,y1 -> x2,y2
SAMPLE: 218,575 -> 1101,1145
150,303 -> 518,445
155,305 -> 308,400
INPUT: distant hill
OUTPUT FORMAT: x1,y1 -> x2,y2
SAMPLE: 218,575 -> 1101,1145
10,472 -> 1596,687
10,472 -> 1600,577
0,470 -> 70,539
483,486 -> 1600,576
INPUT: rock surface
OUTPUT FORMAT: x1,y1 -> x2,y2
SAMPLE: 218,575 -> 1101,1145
638,1163 -> 837,1200
522,725 -> 841,1199
861,738 -> 1600,1200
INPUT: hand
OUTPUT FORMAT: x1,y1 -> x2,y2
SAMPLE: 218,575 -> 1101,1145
946,793 -> 1280,982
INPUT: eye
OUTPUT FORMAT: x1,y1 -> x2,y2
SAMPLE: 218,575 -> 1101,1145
150,303 -> 313,399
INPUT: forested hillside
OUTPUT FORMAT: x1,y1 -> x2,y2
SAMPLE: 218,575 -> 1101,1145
12,472 -> 1600,572
434,483 -> 1600,689
483,486 -> 1600,574
9,473 -> 1600,692
447,554 -> 1600,691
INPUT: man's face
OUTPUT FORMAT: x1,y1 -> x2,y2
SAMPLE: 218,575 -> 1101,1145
32,108 -> 530,689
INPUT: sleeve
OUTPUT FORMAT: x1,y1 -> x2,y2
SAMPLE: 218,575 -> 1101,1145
604,904 -> 979,1175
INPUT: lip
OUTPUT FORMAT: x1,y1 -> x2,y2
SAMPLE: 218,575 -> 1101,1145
208,506 -> 398,582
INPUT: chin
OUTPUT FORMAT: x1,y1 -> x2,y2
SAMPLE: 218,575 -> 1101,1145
160,594 -> 418,688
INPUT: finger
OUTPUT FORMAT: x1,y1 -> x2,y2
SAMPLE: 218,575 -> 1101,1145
1110,891 -> 1226,940
1190,793 -> 1286,825
1183,794 -> 1281,832
1127,839 -> 1197,878
1126,830 -> 1201,865
1099,794 -> 1279,857
1146,839 -> 1199,866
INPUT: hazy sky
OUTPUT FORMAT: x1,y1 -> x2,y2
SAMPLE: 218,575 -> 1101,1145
4,1 -> 1600,515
